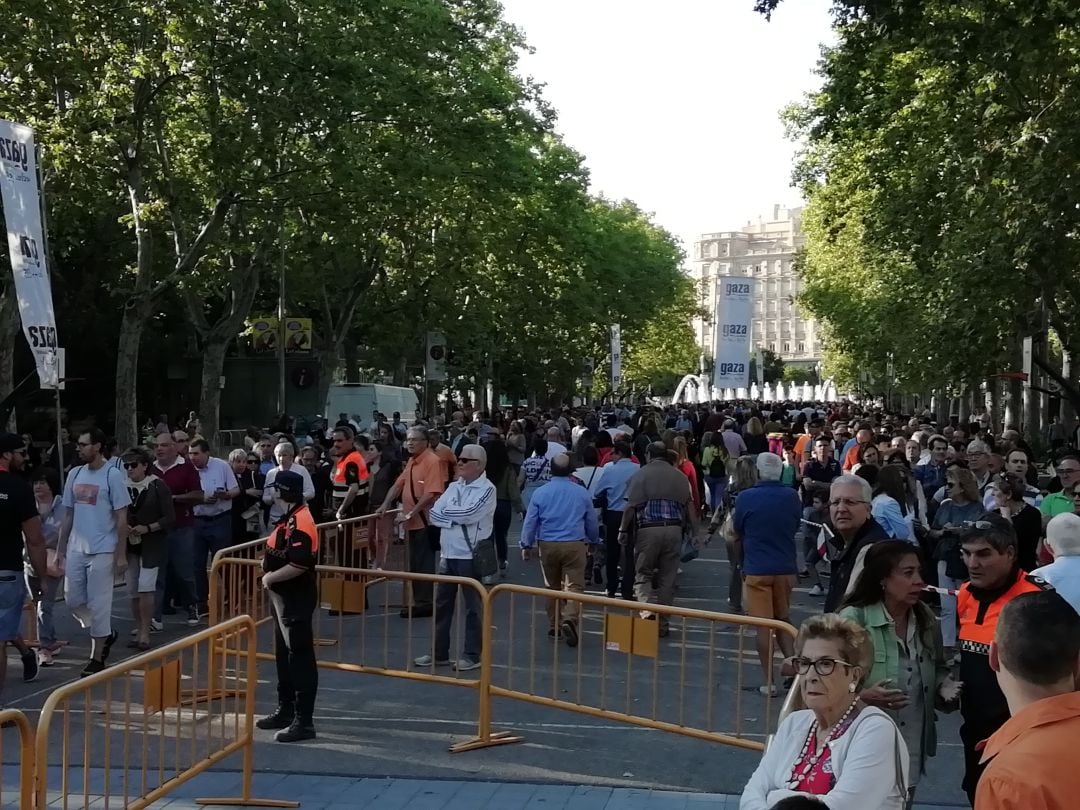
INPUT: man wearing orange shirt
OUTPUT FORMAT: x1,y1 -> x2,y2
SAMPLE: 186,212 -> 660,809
976,590 -> 1080,809
375,428 -> 444,618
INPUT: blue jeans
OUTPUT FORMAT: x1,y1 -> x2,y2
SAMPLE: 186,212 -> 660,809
705,476 -> 727,513
434,558 -> 483,661
156,526 -> 197,620
193,513 -> 234,609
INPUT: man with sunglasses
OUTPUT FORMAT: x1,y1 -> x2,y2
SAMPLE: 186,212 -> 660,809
414,444 -> 495,672
0,434 -> 48,690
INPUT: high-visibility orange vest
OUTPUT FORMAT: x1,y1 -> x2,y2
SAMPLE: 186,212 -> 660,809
332,449 -> 369,502
957,570 -> 1043,655
268,503 -> 319,561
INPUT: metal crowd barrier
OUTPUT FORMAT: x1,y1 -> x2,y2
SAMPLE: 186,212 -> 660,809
211,535 -> 798,754
481,584 -> 797,752
34,615 -> 294,809
0,708 -> 34,809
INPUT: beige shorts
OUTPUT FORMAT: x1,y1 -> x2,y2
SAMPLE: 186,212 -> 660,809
743,574 -> 795,621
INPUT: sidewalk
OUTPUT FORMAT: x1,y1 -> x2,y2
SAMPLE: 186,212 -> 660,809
138,772 -> 964,809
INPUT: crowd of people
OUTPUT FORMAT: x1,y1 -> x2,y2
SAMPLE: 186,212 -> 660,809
1,398 -> 1079,807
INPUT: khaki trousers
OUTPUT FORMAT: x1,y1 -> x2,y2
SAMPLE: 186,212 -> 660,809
538,541 -> 587,628
633,525 -> 682,627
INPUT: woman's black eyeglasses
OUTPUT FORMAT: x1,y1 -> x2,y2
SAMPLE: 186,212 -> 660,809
791,656 -> 856,676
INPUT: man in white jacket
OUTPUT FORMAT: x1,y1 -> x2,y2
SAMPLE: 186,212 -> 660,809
412,444 -> 496,673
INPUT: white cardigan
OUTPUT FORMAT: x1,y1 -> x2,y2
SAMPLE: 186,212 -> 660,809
740,707 -> 909,810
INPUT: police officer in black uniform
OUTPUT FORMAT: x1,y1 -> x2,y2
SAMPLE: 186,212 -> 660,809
255,470 -> 319,742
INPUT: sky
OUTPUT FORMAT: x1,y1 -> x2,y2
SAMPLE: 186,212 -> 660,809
499,0 -> 837,260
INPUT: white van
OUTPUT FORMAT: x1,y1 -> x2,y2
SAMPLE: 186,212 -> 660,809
325,384 -> 419,430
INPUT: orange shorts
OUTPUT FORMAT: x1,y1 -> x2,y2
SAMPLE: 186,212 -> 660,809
743,575 -> 795,621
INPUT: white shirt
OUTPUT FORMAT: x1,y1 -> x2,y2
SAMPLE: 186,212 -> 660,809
262,463 -> 316,523
740,708 -> 909,810
193,456 -> 240,518
428,474 -> 497,560
544,441 -> 567,460
1032,556 -> 1080,615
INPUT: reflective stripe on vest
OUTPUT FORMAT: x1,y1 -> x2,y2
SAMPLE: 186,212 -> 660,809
332,450 -> 369,500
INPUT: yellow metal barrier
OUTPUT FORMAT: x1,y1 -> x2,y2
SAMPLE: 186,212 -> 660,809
34,615 -> 295,809
480,583 -> 799,753
0,708 -> 34,809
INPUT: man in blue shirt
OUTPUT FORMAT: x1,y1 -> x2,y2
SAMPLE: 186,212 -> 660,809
1033,513 -> 1080,615
732,452 -> 801,695
520,454 -> 599,647
593,441 -> 639,599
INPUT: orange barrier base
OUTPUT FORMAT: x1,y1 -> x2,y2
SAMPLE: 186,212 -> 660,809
449,730 -> 524,753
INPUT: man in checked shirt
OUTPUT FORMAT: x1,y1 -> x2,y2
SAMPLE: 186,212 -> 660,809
619,442 -> 696,637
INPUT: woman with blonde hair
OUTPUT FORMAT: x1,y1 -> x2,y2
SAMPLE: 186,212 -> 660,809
928,465 -> 984,660
740,614 -> 908,809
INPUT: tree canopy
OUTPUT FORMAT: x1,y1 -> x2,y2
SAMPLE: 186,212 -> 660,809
761,0 -> 1080,415
0,0 -> 695,443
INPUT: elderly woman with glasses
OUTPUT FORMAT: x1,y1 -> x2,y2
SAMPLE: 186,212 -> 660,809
740,614 -> 909,810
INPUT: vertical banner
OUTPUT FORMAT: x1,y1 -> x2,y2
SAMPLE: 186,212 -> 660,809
426,332 -> 447,381
609,324 -> 622,392
0,120 -> 59,387
712,277 -> 752,391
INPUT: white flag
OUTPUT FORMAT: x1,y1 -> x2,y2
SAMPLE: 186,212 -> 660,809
609,324 -> 622,391
0,120 -> 59,387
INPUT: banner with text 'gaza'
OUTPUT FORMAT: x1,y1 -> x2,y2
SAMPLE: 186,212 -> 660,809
712,277 -> 752,391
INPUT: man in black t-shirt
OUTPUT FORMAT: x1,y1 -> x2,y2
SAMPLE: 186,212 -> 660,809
0,433 -> 48,694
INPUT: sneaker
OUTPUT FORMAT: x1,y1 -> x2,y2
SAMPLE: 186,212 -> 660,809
499,560 -> 508,579
80,659 -> 105,678
809,584 -> 825,597
37,649 -> 54,668
256,703 -> 295,730
413,654 -> 451,667
150,619 -> 164,632
21,651 -> 38,683
274,719 -> 316,743
560,619 -> 579,648
187,607 -> 200,626
758,684 -> 778,697
454,658 -> 481,672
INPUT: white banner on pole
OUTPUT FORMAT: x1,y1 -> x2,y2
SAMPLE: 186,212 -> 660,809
0,120 -> 59,387
712,278 -> 752,391
609,324 -> 622,391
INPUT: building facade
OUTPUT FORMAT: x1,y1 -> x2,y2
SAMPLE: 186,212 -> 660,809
692,204 -> 821,369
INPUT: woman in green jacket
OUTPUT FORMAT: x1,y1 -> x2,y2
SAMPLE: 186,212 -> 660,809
840,540 -> 959,807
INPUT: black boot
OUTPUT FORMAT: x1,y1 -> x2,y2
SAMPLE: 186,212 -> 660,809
274,716 -> 316,743
255,702 -> 295,730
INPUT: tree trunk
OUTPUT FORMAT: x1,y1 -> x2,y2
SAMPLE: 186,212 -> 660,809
315,347 -> 338,417
343,337 -> 360,383
0,288 -> 19,432
115,296 -> 151,448
198,340 -> 228,449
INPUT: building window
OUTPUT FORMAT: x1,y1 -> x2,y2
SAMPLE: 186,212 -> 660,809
769,342 -> 777,352
782,342 -> 790,353
797,342 -> 805,353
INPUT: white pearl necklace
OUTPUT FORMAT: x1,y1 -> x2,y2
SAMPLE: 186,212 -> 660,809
787,698 -> 861,788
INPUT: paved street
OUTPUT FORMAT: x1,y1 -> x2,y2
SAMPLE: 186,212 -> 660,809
0,518 -> 968,808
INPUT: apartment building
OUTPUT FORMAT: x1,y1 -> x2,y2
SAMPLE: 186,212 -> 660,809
692,204 -> 821,368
